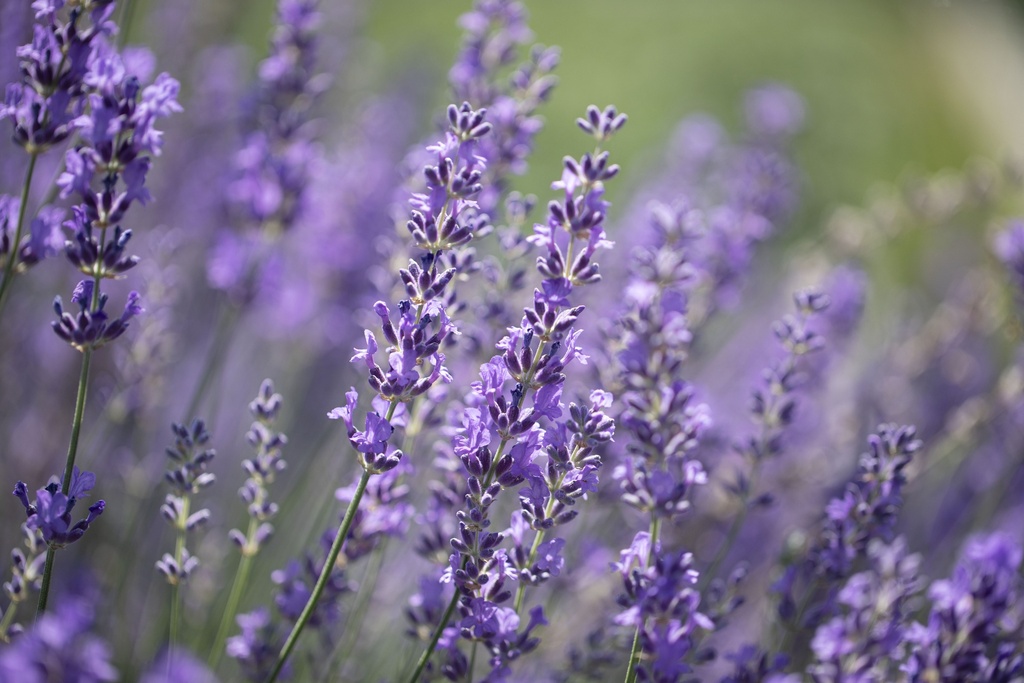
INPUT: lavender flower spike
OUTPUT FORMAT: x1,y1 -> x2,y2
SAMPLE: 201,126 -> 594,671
13,468 -> 104,549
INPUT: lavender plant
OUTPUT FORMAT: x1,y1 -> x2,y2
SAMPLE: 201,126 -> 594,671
2,2 -> 1024,683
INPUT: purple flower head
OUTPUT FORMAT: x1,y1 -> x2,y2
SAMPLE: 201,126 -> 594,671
0,594 -> 117,682
330,390 -> 402,473
227,608 -> 281,682
533,537 -> 565,577
615,549 -> 712,682
904,533 -> 1023,682
809,538 -> 923,683
995,220 -> 1024,298
52,282 -> 143,351
744,83 -> 805,142
13,468 -> 104,549
141,649 -> 219,683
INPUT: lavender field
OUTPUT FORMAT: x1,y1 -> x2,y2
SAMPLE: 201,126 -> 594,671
0,1 -> 1023,681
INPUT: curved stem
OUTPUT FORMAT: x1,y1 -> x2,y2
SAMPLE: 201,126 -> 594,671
0,153 -> 39,326
405,590 -> 459,683
264,467 -> 373,683
624,517 -> 660,683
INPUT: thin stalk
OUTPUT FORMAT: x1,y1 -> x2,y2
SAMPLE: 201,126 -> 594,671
35,549 -> 56,615
116,0 -> 137,48
169,584 -> 180,646
0,153 -> 39,326
38,344 -> 95,615
263,465 -> 375,683
169,496 -> 190,646
698,457 -> 760,594
624,516 -> 660,683
0,602 -> 17,641
405,590 -> 459,683
38,221 -> 109,614
209,518 -> 259,669
467,641 -> 478,683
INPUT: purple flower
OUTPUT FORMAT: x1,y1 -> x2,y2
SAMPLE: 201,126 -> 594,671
141,649 -> 219,683
0,594 -> 117,682
227,608 -> 282,682
744,83 -> 805,142
13,468 -> 105,549
904,532 -> 1023,682
995,220 -> 1024,297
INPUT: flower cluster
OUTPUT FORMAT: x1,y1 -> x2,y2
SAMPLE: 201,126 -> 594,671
230,380 -> 288,557
398,104 -> 626,683
3,4 -> 1024,683
904,532 -> 1024,682
208,0 -> 324,303
449,0 -> 558,214
1,0 -> 113,155
774,424 -> 922,636
156,419 -> 215,585
13,468 -> 104,550
614,539 -> 714,682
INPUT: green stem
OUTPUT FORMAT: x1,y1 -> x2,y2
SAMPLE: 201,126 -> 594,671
38,333 -> 97,615
405,590 -> 459,683
169,497 -> 190,646
264,467 -> 374,683
116,0 -> 137,48
624,517 -> 660,683
467,641 -> 478,683
0,601 -> 16,641
698,473 -> 755,594
209,520 -> 258,669
35,549 -> 56,615
0,153 -> 39,328
169,583 -> 180,646
61,349 -> 95,493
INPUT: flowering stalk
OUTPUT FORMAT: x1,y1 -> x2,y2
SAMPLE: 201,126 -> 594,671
194,0 -> 324,417
12,469 -> 106,615
0,0 -> 115,322
772,424 -> 922,660
156,420 -> 215,645
210,380 -> 287,669
404,104 -> 625,683
699,289 -> 830,591
0,525 -> 47,640
24,7 -> 179,614
261,102 -> 492,683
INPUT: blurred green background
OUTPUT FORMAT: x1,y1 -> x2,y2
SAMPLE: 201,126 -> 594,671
191,0 -> 1021,231
353,0 -> 999,226
120,0 -> 1024,254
